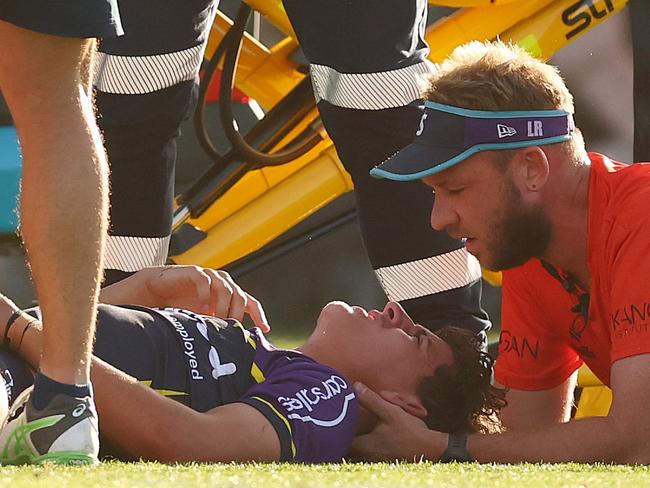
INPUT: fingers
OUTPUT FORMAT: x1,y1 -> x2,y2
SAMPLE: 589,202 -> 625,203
203,269 -> 269,331
244,293 -> 270,332
202,268 -> 239,319
186,267 -> 214,314
349,434 -> 383,462
353,382 -> 400,421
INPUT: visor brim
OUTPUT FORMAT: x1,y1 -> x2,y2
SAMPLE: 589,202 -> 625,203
370,141 -> 468,181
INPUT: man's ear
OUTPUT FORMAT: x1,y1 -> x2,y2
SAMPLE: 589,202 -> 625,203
378,390 -> 428,419
513,146 -> 550,192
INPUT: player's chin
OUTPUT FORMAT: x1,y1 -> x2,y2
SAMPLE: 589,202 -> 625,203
315,301 -> 356,331
320,301 -> 353,316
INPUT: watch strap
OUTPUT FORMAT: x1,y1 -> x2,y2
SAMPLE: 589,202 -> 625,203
439,431 -> 474,463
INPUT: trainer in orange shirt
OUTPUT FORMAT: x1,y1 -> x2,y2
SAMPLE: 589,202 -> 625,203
350,40 -> 650,465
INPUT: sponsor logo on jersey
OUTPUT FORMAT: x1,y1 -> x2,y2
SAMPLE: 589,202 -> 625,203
497,124 -> 517,138
208,346 -> 237,380
165,311 -> 206,380
498,330 -> 539,360
278,375 -> 355,427
163,308 -> 238,381
611,301 -> 650,341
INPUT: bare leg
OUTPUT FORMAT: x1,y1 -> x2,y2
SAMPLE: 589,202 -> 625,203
0,21 -> 108,385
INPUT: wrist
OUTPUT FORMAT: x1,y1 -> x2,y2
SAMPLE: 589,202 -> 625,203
101,267 -> 154,306
6,314 -> 38,351
8,316 -> 41,368
139,266 -> 164,307
416,427 -> 448,461
2,309 -> 22,347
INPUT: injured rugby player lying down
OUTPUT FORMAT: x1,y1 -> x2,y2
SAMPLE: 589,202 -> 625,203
0,265 -> 505,463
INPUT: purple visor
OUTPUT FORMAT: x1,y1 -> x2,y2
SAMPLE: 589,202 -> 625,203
370,101 -> 575,181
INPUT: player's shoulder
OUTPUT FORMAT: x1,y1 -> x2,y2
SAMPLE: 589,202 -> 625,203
248,328 -> 356,408
244,329 -> 359,462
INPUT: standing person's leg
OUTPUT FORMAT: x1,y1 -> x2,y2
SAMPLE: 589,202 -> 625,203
94,0 -> 217,285
101,116 -> 179,286
0,0 -> 122,464
0,25 -> 105,388
282,0 -> 490,340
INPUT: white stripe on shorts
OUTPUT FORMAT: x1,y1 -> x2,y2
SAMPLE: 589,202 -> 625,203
310,60 -> 435,110
374,248 -> 482,302
93,44 -> 204,95
104,235 -> 171,273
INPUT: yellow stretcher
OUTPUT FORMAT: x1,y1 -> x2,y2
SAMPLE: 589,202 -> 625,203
170,0 -> 627,418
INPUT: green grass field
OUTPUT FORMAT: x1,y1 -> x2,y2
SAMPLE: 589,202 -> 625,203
1,462 -> 649,488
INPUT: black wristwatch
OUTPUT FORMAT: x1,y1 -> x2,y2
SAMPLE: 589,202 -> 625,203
438,431 -> 474,463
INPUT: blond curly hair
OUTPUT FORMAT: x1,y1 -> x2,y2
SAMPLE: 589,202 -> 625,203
422,40 -> 585,162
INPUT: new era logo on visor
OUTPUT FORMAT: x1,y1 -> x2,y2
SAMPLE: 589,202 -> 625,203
415,113 -> 428,136
497,124 -> 517,138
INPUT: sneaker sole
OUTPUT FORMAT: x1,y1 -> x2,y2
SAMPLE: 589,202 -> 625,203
1,450 -> 98,466
35,451 -> 99,465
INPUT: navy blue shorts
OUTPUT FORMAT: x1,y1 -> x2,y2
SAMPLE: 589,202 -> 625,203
0,348 -> 33,407
0,0 -> 123,38
1,304 -> 199,459
17,304 -> 192,407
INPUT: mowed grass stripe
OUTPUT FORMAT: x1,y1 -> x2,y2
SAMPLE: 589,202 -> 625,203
0,462 -> 649,488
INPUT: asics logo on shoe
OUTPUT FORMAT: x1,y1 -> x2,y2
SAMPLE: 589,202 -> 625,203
497,124 -> 517,138
71,404 -> 87,418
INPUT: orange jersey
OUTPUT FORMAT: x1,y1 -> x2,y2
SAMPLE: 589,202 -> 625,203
495,153 -> 650,390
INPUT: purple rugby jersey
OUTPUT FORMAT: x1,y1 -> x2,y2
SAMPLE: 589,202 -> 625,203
239,329 -> 359,463
151,308 -> 359,463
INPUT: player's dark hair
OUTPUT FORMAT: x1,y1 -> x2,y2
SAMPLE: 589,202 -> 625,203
417,326 -> 507,434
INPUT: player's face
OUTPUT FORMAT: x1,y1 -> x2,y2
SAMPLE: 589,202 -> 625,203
313,301 -> 453,398
423,151 -> 551,270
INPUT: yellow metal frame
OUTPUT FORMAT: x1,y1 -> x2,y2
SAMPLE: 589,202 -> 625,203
174,0 -> 627,270
171,0 -> 627,416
